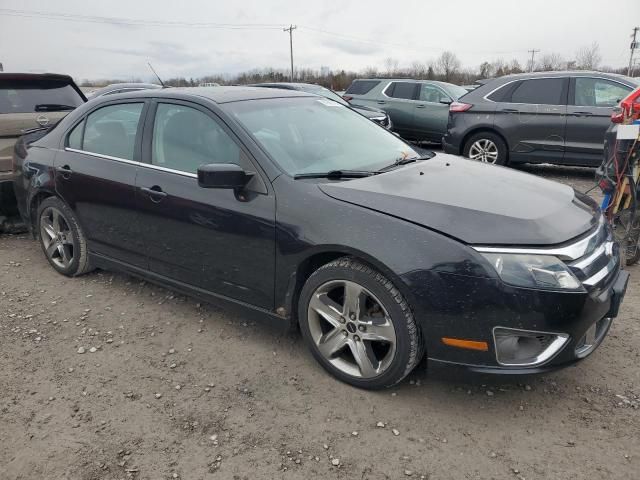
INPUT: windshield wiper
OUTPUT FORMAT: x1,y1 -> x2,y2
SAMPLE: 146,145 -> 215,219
35,104 -> 77,112
294,169 -> 378,180
377,153 -> 435,172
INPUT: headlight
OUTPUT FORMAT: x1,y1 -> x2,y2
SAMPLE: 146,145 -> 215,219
480,253 -> 582,290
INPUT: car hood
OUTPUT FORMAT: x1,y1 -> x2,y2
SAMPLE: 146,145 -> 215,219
318,155 -> 599,246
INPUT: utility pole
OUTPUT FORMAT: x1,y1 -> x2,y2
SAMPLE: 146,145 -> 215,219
283,24 -> 297,82
629,27 -> 639,77
528,49 -> 540,72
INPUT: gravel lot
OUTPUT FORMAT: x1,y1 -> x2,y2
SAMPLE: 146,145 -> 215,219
1,165 -> 639,480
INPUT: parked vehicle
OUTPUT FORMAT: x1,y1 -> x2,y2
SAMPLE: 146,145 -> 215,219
343,78 -> 468,142
443,71 -> 640,166
0,73 -> 86,227
13,86 -> 628,389
86,82 -> 162,99
251,82 -> 392,129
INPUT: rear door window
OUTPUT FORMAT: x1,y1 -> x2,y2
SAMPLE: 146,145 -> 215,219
81,103 -> 144,160
345,80 -> 380,95
573,78 -> 632,107
509,78 -> 566,105
385,82 -> 418,100
419,84 -> 449,103
0,79 -> 84,114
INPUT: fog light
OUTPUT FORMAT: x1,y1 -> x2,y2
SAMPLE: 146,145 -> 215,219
493,327 -> 569,366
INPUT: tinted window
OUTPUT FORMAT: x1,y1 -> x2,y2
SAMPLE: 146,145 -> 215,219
487,82 -> 521,102
574,78 -> 632,107
67,120 -> 84,149
82,103 -> 143,160
0,79 -> 84,114
345,80 -> 380,95
152,103 -> 241,174
509,78 -> 565,105
227,97 -> 418,176
386,82 -> 417,100
419,84 -> 448,103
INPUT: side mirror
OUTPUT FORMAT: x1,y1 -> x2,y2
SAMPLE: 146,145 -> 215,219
197,163 -> 254,189
439,97 -> 453,105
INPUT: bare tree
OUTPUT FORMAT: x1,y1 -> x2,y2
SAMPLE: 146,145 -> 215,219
575,42 -> 601,70
436,51 -> 461,82
539,53 -> 565,71
384,57 -> 399,76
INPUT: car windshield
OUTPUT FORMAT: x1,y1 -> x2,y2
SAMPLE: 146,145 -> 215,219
446,83 -> 470,99
297,84 -> 349,106
227,97 -> 419,176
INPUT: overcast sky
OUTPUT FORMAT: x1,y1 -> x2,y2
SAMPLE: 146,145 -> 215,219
0,0 -> 638,81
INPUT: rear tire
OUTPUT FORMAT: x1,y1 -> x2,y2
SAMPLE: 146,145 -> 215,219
298,257 -> 423,389
463,132 -> 508,166
37,197 -> 93,277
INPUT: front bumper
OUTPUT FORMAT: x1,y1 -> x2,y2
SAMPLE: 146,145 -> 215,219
402,264 -> 629,374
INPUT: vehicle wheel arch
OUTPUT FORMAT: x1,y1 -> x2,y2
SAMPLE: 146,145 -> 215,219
28,190 -> 57,237
461,128 -> 510,159
285,246 -> 417,327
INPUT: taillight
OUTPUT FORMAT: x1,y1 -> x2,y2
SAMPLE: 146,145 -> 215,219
617,87 -> 640,122
342,95 -> 353,102
449,101 -> 472,113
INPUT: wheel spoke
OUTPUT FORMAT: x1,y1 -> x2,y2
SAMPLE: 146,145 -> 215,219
360,320 -> 396,343
41,218 -> 56,240
46,240 -> 60,258
58,244 -> 71,266
309,292 -> 343,328
317,329 -> 348,358
348,339 -> 378,377
343,281 -> 365,319
51,209 -> 62,234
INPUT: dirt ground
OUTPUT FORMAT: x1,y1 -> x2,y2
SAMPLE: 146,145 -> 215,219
1,165 -> 639,480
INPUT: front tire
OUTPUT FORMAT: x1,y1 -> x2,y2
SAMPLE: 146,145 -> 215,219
37,197 -> 93,277
298,257 -> 423,389
463,132 -> 508,165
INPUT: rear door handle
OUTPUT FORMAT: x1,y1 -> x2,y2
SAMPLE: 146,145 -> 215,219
377,101 -> 386,105
416,104 -> 426,109
571,111 -> 593,117
140,186 -> 167,202
500,108 -> 518,113
55,165 -> 72,179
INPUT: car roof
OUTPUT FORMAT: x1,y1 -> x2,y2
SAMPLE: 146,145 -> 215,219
0,72 -> 76,83
487,70 -> 637,83
353,78 -> 459,88
117,86 -> 313,104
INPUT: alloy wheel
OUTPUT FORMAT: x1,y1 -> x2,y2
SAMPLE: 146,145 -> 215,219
307,280 -> 397,378
40,206 -> 74,269
468,139 -> 499,163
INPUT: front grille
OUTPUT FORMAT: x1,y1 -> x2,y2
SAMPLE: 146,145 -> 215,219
567,219 -> 619,290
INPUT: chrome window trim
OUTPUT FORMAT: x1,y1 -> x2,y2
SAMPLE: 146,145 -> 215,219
492,326 -> 569,367
484,75 -> 634,107
472,216 -> 605,261
64,147 -> 198,178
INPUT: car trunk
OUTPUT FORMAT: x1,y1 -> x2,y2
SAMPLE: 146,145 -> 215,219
0,74 -> 86,173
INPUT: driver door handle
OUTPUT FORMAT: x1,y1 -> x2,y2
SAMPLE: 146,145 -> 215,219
55,165 -> 72,179
571,111 -> 593,117
416,104 -> 426,109
140,186 -> 167,202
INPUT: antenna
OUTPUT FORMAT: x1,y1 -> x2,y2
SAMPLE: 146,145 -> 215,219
147,62 -> 165,88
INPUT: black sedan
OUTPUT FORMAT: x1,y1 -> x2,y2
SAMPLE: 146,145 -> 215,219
249,82 -> 392,129
12,87 -> 627,389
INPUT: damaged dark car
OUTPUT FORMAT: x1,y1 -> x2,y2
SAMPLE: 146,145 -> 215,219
12,87 -> 628,389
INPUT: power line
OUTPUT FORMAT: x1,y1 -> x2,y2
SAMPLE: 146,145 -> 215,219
283,25 -> 297,82
0,8 -> 285,29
